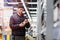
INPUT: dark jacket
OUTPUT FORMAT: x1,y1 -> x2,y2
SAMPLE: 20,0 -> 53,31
10,14 -> 30,36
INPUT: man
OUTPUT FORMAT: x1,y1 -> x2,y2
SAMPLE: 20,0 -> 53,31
10,6 -> 30,40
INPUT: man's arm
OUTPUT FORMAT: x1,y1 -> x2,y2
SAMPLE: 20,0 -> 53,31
10,16 -> 26,29
9,16 -> 20,29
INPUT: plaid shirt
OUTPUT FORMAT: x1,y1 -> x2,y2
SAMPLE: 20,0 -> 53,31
10,14 -> 30,36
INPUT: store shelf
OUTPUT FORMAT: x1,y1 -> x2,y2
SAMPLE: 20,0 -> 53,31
29,8 -> 37,10
5,2 -> 37,4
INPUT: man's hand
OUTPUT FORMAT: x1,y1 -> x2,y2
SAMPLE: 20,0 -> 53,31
19,22 -> 25,27
19,19 -> 29,27
23,19 -> 28,24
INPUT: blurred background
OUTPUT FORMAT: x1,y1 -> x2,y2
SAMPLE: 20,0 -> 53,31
0,0 -> 60,40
